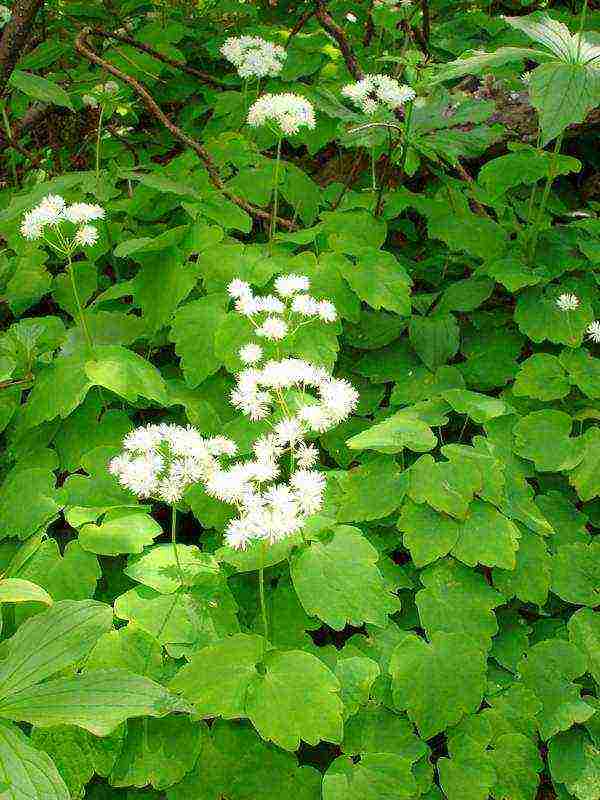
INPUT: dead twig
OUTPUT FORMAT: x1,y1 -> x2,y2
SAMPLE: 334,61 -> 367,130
314,1 -> 364,80
89,26 -> 227,89
286,8 -> 316,49
75,28 -> 298,231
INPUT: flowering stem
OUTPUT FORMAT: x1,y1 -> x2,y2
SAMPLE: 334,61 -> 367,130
527,132 -> 564,264
67,253 -> 95,357
268,137 -> 283,253
171,505 -> 186,587
258,540 -> 269,643
0,101 -> 18,187
95,106 -> 105,183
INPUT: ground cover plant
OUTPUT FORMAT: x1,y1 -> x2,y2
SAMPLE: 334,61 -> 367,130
0,0 -> 599,797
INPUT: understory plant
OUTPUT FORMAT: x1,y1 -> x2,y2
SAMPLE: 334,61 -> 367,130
0,1 -> 598,800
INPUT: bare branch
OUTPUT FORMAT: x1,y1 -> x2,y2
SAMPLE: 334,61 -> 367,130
74,28 -> 298,232
314,1 -> 363,81
0,0 -> 45,97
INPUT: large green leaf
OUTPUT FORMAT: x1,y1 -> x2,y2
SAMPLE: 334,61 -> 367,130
0,600 -> 113,698
529,62 -> 600,145
0,669 -> 186,735
290,526 -> 400,630
0,721 -> 69,800
9,70 -> 74,110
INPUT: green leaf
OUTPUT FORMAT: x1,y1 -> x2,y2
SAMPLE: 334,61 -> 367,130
169,293 -> 229,387
21,354 -> 92,427
409,314 -> 460,370
478,148 -> 581,201
79,512 -> 163,556
346,410 -> 437,455
390,631 -> 487,739
0,600 -> 112,697
398,500 -> 460,567
489,733 -> 543,800
245,649 -> 343,750
551,541 -> 600,607
290,526 -> 400,630
0,720 -> 70,800
513,410 -> 584,472
9,70 -> 74,110
441,389 -> 512,423
124,544 -> 221,594
438,715 -> 496,800
114,583 -> 239,657
0,465 -> 62,540
518,639 -> 594,740
407,453 -> 482,520
84,345 -> 167,404
337,249 -> 412,316
432,47 -> 542,84
416,559 -> 504,651
0,669 -> 185,736
569,427 -> 600,501
530,62 -> 600,145
323,753 -> 419,800
130,249 -> 199,333
110,715 -> 205,790
515,287 -> 594,347
568,608 -> 600,687
512,354 -> 570,401
493,529 -> 551,606
559,348 -> 600,399
452,500 -> 520,570
341,706 -> 428,761
0,579 -> 53,606
335,655 -> 380,719
334,457 -> 408,523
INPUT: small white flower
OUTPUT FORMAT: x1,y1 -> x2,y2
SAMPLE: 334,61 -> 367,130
256,295 -> 286,314
291,469 -> 326,514
239,343 -> 264,365
82,94 -> 99,108
342,74 -> 415,114
74,224 -> 99,247
556,293 -> 579,312
346,12 -> 357,22
296,443 -> 319,469
247,93 -> 316,136
64,202 -> 105,224
274,274 -> 311,297
586,320 -> 600,343
297,404 -> 332,433
274,417 -> 303,445
235,294 -> 260,316
256,317 -> 288,340
228,278 -> 251,298
221,35 -> 287,79
291,294 -> 320,317
318,300 -> 337,322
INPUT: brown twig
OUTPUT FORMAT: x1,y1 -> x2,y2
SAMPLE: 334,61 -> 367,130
0,0 -> 45,97
314,1 -> 363,80
89,26 -> 227,88
363,0 -> 376,47
74,28 -> 298,231
331,150 -> 366,211
455,161 -> 490,218
286,8 -> 316,48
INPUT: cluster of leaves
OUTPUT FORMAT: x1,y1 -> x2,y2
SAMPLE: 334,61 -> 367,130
0,0 -> 599,799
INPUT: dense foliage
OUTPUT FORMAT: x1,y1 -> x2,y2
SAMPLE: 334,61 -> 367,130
0,0 -> 599,798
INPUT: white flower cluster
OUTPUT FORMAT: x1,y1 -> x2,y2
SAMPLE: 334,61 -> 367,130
342,74 -> 415,115
247,93 -> 316,136
216,275 -> 358,549
109,423 -> 237,504
228,274 -> 336,344
20,195 -> 104,249
220,35 -> 286,79
82,81 -> 120,108
555,293 -> 579,312
587,320 -> 600,344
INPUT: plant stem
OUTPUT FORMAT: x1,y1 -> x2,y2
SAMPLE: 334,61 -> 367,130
400,99 -> 414,175
268,137 -> 282,252
171,505 -> 186,587
577,0 -> 589,60
0,101 -> 18,186
527,132 -> 563,263
95,106 -> 105,183
258,540 -> 269,643
67,254 -> 95,357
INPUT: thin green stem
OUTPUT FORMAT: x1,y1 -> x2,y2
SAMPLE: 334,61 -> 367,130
268,137 -> 283,252
1,102 -> 18,186
95,106 -> 105,183
258,540 -> 269,643
577,0 -> 589,60
68,254 -> 95,357
400,100 -> 415,175
171,505 -> 186,587
527,132 -> 564,263
371,146 -> 377,192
